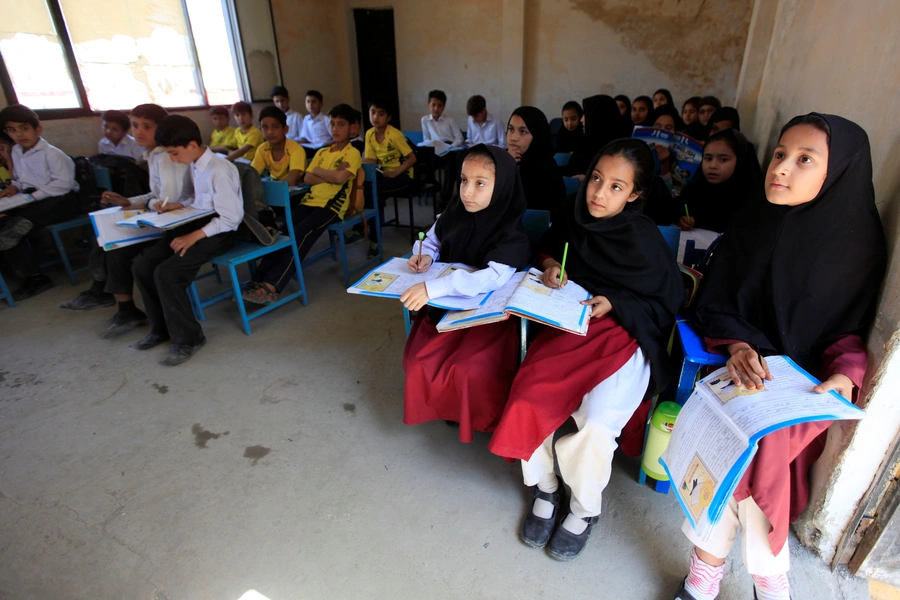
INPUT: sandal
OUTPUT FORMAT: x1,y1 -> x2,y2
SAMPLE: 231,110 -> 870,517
242,283 -> 279,305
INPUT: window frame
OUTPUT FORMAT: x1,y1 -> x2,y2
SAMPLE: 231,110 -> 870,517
0,0 -> 281,119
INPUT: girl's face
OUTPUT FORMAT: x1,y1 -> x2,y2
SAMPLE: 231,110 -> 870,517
682,103 -> 698,125
585,154 -> 640,219
459,156 -> 496,213
698,104 -> 717,126
653,93 -> 668,109
701,139 -> 737,184
709,119 -> 734,136
506,115 -> 533,156
653,114 -> 675,132
631,100 -> 649,125
766,124 -> 829,206
562,109 -> 581,131
616,100 -> 628,116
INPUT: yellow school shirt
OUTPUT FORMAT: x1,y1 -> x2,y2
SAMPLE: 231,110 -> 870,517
364,124 -> 413,178
302,144 -> 362,219
210,126 -> 237,149
234,125 -> 264,160
251,139 -> 307,181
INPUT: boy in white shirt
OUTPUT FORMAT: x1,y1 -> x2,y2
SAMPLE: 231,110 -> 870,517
98,110 -> 143,161
465,95 -> 506,148
420,90 -> 464,147
0,104 -> 79,300
270,85 -> 303,143
298,90 -> 332,148
132,115 -> 243,366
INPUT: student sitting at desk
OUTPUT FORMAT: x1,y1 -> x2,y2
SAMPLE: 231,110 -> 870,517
251,106 -> 306,187
98,110 -> 143,161
465,94 -> 506,148
270,85 -> 303,143
298,90 -> 332,148
420,89 -> 464,147
226,101 -> 264,162
208,106 -> 237,154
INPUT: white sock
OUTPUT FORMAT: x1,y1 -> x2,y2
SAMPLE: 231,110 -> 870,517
752,573 -> 790,600
532,476 -> 559,519
561,513 -> 589,534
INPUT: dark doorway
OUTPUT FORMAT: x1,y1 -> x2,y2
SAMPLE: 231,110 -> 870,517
353,8 -> 401,131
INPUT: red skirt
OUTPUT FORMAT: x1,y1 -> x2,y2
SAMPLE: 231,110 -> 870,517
403,312 -> 520,442
488,315 -> 647,461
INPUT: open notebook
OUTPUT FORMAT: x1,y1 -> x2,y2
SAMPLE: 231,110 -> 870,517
0,193 -> 37,212
116,206 -> 216,230
437,268 -> 592,335
90,206 -> 164,251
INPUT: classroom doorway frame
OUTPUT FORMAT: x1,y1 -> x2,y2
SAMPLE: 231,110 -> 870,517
352,8 -> 401,132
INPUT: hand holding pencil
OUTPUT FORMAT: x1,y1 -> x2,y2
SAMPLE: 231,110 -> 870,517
407,232 -> 433,272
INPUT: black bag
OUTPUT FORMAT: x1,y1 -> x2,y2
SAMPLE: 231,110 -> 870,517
72,156 -> 102,213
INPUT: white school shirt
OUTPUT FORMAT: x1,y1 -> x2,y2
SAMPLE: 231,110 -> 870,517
98,134 -> 143,161
187,148 -> 244,238
299,113 -> 332,146
10,138 -> 78,200
466,112 -> 506,148
129,146 -> 193,208
415,220 -> 516,299
285,109 -> 303,143
421,114 -> 464,147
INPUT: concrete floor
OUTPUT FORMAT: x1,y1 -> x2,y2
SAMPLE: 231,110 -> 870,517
0,220 -> 873,600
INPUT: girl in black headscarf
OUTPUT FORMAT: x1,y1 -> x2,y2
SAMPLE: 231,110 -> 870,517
490,139 -> 683,562
653,88 -> 675,109
615,94 -> 633,134
631,95 -> 654,127
556,100 -> 584,154
506,106 -> 567,221
649,104 -> 686,187
680,96 -> 705,140
678,128 -> 763,233
708,106 -> 741,135
674,114 -> 886,600
561,95 -> 626,178
402,145 -> 531,443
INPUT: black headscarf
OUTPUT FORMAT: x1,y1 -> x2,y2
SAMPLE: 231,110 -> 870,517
680,129 -> 762,233
562,95 -> 626,177
654,88 -> 675,108
642,175 -> 679,226
615,94 -> 633,135
556,102 -> 584,153
631,96 -> 654,127
539,139 -> 684,397
507,106 -> 567,219
679,96 -> 705,140
650,104 -> 685,132
693,114 -> 887,372
709,106 -> 741,131
435,144 -> 531,270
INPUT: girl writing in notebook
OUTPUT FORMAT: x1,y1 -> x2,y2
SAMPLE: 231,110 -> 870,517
401,144 -> 531,443
488,139 -> 682,561
673,114 -> 886,600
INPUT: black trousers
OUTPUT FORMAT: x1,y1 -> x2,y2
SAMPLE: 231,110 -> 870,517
251,204 -> 337,293
132,220 -> 235,346
104,240 -> 154,296
360,172 -> 411,242
2,192 -> 78,277
88,244 -> 106,282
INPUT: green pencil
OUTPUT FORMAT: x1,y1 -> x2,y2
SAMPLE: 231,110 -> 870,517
684,203 -> 690,219
559,242 -> 569,284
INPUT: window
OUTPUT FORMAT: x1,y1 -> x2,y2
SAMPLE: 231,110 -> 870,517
0,0 -> 269,115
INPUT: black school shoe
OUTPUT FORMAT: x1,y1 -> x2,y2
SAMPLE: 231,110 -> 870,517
547,512 -> 599,561
59,288 -> 116,311
102,309 -> 148,339
136,332 -> 169,350
160,336 -> 206,366
12,274 -> 54,301
672,578 -> 701,600
521,486 -> 565,549
753,586 -> 792,600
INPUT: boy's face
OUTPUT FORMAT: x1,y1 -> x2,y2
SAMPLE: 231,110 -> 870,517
349,121 -> 360,138
260,116 -> 287,144
472,109 -> 487,125
211,114 -> 229,130
272,95 -> 290,113
235,110 -> 253,129
368,106 -> 390,130
5,121 -> 41,150
163,141 -> 203,165
329,116 -> 350,144
562,109 -> 581,131
428,98 -> 445,119
306,96 -> 322,115
103,120 -> 126,145
131,116 -> 158,148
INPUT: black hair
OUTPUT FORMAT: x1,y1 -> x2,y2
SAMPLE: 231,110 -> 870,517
270,85 -> 289,98
650,104 -> 684,131
0,104 -> 40,129
258,106 -> 287,127
131,103 -> 169,125
709,106 -> 741,131
699,96 -> 722,111
306,90 -> 323,102
562,100 -> 583,118
327,103 -> 356,123
633,96 -> 653,111
367,96 -> 393,116
653,88 -> 675,107
154,114 -> 203,147
780,114 -> 832,147
232,101 -> 253,116
682,96 -> 701,111
466,95 -> 486,116
614,94 -> 631,106
599,139 -> 654,198
462,144 -> 496,174
350,109 -> 361,125
428,89 -> 447,104
705,128 -> 740,154
102,110 -> 131,131
209,106 -> 230,118
0,130 -> 13,146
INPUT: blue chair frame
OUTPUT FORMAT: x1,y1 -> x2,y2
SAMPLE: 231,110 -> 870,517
553,152 -> 571,167
42,215 -> 92,286
402,130 -> 424,145
0,270 -> 14,307
188,180 -> 308,335
563,177 -> 580,197
303,163 -> 384,286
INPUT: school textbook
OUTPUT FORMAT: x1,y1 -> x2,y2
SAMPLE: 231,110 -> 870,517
0,193 -> 36,212
659,356 -> 865,540
116,206 -> 216,230
90,206 -> 163,251
632,126 -> 704,185
436,267 -> 593,335
416,140 -> 464,157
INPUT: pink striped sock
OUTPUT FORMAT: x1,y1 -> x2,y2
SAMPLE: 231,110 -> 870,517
683,549 -> 725,600
752,573 -> 790,600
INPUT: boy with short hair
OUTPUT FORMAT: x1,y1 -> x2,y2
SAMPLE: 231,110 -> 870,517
242,104 -> 361,305
98,109 -> 144,160
270,85 -> 303,143
208,106 -> 237,154
0,104 -> 79,300
298,90 -> 332,147
226,101 -> 264,162
349,109 -> 365,153
364,96 -> 416,194
250,106 -> 306,187
465,94 -> 505,148
132,115 -> 243,365
420,90 -> 464,147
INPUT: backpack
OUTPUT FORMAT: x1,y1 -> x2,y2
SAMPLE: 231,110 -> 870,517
72,156 -> 102,213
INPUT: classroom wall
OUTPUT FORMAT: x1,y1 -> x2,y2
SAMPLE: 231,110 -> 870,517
735,0 -> 900,565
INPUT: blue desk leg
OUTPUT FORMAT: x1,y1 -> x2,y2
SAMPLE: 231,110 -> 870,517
403,307 -> 412,338
676,360 -> 703,406
51,229 -> 78,286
